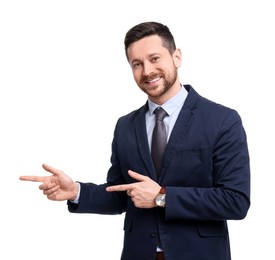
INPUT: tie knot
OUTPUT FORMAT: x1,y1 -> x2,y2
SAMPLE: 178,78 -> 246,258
154,107 -> 167,121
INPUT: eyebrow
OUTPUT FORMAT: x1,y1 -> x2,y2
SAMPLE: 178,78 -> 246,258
130,53 -> 161,64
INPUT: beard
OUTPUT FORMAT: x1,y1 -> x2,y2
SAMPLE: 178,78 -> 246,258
138,69 -> 178,98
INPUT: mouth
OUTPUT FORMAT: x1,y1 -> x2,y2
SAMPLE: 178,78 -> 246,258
145,76 -> 161,84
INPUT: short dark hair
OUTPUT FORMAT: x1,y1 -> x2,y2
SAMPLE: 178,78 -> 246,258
124,21 -> 176,61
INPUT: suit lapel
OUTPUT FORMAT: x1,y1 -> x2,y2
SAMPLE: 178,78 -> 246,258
134,103 -> 157,180
158,85 -> 198,182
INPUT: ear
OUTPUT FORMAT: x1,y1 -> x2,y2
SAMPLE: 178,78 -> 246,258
173,48 -> 182,68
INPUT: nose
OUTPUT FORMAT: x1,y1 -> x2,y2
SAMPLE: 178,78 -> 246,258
142,61 -> 154,76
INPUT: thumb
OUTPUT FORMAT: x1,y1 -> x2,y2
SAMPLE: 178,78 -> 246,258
42,164 -> 63,176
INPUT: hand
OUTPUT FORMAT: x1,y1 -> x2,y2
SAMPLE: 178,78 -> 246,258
106,170 -> 161,208
19,164 -> 79,201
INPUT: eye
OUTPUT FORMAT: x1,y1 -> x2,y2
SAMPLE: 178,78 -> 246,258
132,62 -> 141,69
151,56 -> 160,63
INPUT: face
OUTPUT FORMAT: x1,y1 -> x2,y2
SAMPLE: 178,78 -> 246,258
127,35 -> 182,104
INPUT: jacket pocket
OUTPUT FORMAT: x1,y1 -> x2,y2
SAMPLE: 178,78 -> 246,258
196,220 -> 228,237
168,148 -> 213,187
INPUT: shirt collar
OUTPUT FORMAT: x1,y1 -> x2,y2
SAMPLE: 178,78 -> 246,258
148,85 -> 188,116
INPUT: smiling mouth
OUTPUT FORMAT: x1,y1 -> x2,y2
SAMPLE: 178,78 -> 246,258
145,77 -> 161,84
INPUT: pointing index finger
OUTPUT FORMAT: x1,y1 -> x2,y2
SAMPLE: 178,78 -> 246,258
19,175 -> 45,183
106,183 -> 133,192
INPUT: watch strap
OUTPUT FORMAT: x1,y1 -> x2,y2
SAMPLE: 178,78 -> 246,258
159,186 -> 166,194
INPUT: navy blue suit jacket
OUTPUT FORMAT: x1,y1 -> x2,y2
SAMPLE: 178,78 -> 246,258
68,85 -> 250,260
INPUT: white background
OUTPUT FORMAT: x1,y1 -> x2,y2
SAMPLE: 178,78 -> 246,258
1,0 -> 274,259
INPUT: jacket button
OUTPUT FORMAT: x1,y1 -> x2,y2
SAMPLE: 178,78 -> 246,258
151,232 -> 157,238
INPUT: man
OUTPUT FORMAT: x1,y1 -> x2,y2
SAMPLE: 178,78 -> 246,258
20,21 -> 250,260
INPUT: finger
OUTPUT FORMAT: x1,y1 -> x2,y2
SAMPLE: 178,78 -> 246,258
19,175 -> 45,182
43,185 -> 60,195
39,182 -> 57,191
106,183 -> 133,192
42,164 -> 63,176
19,163 -> 60,182
128,170 -> 148,182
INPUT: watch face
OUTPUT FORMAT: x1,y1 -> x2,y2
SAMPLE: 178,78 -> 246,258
156,194 -> 166,207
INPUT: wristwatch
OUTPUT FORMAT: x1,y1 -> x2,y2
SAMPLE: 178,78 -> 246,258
155,187 -> 166,207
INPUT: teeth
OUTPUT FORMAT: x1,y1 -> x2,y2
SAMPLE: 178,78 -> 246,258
148,77 -> 160,83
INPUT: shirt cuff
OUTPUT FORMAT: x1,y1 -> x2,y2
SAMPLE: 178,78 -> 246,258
70,182 -> 81,204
